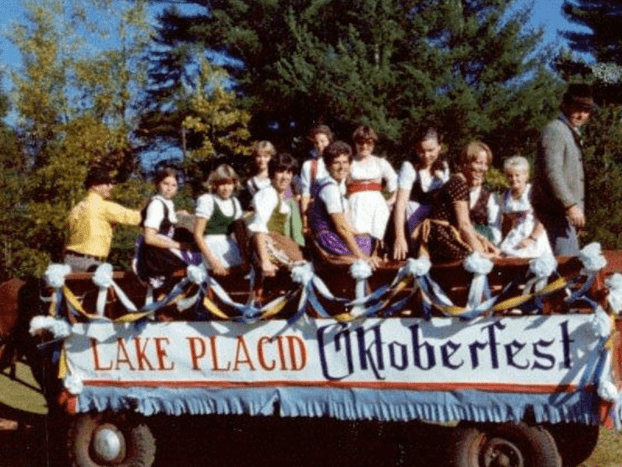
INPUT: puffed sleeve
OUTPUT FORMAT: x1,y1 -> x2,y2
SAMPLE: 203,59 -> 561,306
142,199 -> 165,230
195,194 -> 215,220
380,157 -> 398,192
397,161 -> 416,191
318,183 -> 345,214
299,160 -> 313,197
446,176 -> 469,202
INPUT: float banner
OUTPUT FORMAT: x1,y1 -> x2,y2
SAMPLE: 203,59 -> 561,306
65,316 -> 606,423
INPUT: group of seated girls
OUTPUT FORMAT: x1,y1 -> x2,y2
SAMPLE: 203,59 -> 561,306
133,124 -> 553,288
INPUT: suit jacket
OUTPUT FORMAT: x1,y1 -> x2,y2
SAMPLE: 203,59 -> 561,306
531,114 -> 585,217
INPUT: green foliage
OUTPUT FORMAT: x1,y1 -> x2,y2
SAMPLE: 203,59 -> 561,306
181,59 -> 252,190
3,0 -> 154,278
147,0 -> 562,169
580,104 -> 622,249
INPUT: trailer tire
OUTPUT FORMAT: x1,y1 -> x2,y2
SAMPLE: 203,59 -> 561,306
546,423 -> 599,467
67,412 -> 155,467
449,422 -> 561,467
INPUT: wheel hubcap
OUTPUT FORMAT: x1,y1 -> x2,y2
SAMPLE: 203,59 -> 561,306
92,423 -> 126,464
482,437 -> 524,467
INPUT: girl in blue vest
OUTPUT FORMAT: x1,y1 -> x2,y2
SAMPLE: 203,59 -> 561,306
392,127 -> 450,260
193,164 -> 244,276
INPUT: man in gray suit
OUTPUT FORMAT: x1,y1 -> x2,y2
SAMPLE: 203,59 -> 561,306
531,84 -> 594,256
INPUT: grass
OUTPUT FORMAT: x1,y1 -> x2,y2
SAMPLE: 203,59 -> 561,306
582,428 -> 622,467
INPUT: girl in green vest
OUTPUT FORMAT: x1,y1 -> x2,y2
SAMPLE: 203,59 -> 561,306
247,154 -> 305,277
193,165 -> 244,276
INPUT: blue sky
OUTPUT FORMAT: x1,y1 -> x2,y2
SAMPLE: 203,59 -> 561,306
0,0 -> 591,90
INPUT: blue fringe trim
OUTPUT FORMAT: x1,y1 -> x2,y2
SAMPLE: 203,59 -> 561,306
77,386 -> 600,425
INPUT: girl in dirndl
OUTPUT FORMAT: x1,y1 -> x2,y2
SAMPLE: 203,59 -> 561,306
392,126 -> 450,260
247,153 -> 305,277
193,164 -> 245,276
134,168 -> 201,287
308,141 -> 382,269
499,156 -> 552,258
347,125 -> 398,242
238,141 -> 276,211
420,141 -> 501,263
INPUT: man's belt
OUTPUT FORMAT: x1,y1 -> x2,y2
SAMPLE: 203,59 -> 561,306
65,250 -> 106,261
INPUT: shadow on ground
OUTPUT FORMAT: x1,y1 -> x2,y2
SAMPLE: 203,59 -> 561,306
0,410 -> 452,466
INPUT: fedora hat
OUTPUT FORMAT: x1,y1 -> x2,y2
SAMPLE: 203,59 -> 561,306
562,83 -> 595,111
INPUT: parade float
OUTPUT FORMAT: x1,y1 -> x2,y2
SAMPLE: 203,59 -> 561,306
18,242 -> 622,467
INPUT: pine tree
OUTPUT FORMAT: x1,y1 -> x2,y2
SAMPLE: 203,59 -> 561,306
144,0 -> 561,166
562,0 -> 622,63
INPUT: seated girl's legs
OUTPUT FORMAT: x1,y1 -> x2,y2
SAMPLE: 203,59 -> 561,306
138,243 -> 188,285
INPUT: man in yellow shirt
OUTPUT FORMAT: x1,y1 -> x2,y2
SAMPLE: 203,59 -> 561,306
65,168 -> 141,272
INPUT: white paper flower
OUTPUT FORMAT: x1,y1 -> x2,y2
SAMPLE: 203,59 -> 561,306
64,374 -> 84,395
291,262 -> 314,286
606,273 -> 622,314
463,252 -> 493,275
187,264 -> 207,285
579,242 -> 607,272
92,263 -> 114,288
350,259 -> 372,280
591,306 -> 613,338
530,254 -> 557,278
606,273 -> 622,291
44,263 -> 71,289
598,380 -> 619,402
405,257 -> 431,277
29,315 -> 71,339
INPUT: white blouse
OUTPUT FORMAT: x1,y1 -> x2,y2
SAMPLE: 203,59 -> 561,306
143,195 -> 177,232
300,157 -> 328,197
397,161 -> 449,193
195,193 -> 242,221
247,186 -> 290,234
246,176 -> 271,196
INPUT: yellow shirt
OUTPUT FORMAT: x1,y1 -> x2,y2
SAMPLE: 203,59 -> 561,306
66,191 -> 141,258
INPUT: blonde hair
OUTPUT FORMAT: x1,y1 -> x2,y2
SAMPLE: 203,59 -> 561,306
503,156 -> 530,173
251,140 -> 276,158
206,164 -> 240,191
460,141 -> 493,166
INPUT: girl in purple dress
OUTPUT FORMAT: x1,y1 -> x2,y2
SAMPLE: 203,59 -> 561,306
309,141 -> 382,269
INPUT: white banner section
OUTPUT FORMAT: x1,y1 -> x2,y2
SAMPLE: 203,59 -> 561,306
65,315 -> 603,392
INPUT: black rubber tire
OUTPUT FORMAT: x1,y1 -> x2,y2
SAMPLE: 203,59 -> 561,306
546,423 -> 599,467
448,422 -> 562,467
67,412 -> 156,467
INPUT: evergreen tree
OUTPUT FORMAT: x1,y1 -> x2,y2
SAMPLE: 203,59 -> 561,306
144,0 -> 561,166
562,0 -> 622,63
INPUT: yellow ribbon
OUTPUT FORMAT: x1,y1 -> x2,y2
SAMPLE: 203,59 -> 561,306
58,347 -> 68,379
63,286 -> 96,319
202,295 -> 230,320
